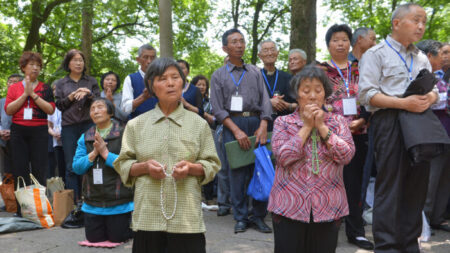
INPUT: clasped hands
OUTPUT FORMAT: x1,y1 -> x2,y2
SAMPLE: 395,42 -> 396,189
301,104 -> 326,130
145,160 -> 193,180
69,87 -> 92,101
88,132 -> 109,161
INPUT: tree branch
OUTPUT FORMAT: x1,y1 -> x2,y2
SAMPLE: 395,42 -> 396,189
42,0 -> 73,21
93,19 -> 145,43
258,5 -> 290,41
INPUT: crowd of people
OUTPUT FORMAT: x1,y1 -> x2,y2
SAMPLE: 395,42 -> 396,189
0,2 -> 449,253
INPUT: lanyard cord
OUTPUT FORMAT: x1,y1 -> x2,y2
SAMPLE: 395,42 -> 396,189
226,65 -> 246,94
330,60 -> 351,97
385,39 -> 414,81
261,69 -> 279,97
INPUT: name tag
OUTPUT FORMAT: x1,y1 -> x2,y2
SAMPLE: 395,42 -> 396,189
439,92 -> 447,102
342,97 -> 357,115
23,108 -> 33,120
230,95 -> 243,112
93,168 -> 103,185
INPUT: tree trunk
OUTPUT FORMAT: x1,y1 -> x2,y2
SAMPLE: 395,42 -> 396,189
81,0 -> 94,74
250,0 -> 264,64
290,0 -> 316,63
231,0 -> 241,28
23,0 -> 73,52
159,0 -> 173,58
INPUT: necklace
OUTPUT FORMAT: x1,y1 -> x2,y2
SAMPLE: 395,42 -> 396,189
311,128 -> 321,175
157,162 -> 177,220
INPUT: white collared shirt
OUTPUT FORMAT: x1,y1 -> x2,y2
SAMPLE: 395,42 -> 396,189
121,68 -> 145,114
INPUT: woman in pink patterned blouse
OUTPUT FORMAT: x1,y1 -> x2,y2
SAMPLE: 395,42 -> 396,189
268,64 -> 355,253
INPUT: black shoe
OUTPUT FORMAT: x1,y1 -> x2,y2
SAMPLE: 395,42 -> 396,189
250,217 -> 272,233
348,237 -> 374,250
217,206 -> 230,216
13,212 -> 22,218
234,221 -> 248,233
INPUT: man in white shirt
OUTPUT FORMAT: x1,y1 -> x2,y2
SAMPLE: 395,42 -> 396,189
121,44 -> 158,119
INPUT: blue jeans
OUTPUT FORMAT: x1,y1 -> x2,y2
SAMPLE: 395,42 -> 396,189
223,116 -> 268,222
62,121 -> 92,202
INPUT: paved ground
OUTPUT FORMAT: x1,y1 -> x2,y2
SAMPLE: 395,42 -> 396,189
1,209 -> 449,253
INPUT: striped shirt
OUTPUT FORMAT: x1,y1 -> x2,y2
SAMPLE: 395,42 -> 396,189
268,111 -> 355,223
113,103 -> 221,233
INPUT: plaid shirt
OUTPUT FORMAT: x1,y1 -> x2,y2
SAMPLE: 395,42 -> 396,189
268,111 -> 355,223
113,103 -> 220,233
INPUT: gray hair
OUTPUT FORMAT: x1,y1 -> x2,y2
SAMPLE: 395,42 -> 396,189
288,49 -> 307,61
257,40 -> 278,53
416,40 -> 443,56
290,64 -> 333,99
138,44 -> 157,57
351,27 -> 373,46
391,3 -> 423,25
144,58 -> 186,97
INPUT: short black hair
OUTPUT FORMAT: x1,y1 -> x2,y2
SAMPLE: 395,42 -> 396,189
90,97 -> 115,117
144,58 -> 186,97
191,75 -> 209,97
325,24 -> 352,47
62,49 -> 87,74
8,74 -> 23,81
416,40 -> 443,56
222,28 -> 244,46
290,64 -> 333,99
100,71 -> 121,93
176,59 -> 190,73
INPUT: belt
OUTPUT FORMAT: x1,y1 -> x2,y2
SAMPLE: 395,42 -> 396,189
229,111 -> 260,117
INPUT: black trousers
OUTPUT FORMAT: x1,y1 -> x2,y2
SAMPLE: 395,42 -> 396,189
132,230 -> 206,253
272,213 -> 341,253
10,124 -> 48,187
371,109 -> 430,253
84,212 -> 133,243
424,150 -> 450,226
343,134 -> 367,239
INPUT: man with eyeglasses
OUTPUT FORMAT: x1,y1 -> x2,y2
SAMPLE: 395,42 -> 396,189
121,44 -> 158,119
258,40 -> 297,131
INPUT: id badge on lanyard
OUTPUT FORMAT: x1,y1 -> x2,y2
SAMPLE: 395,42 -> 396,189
331,60 -> 357,116
230,94 -> 243,112
93,162 -> 103,185
22,80 -> 34,120
227,65 -> 246,112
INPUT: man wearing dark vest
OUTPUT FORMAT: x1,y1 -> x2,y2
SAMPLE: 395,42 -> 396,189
257,39 -> 297,131
121,44 -> 158,119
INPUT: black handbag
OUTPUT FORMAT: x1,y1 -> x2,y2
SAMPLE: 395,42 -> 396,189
399,68 -> 450,165
61,202 -> 84,229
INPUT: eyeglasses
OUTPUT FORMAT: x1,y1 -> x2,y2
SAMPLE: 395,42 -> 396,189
71,58 -> 84,63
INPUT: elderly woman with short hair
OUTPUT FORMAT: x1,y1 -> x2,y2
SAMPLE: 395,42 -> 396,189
73,97 -> 133,243
268,64 -> 355,253
114,58 -> 221,253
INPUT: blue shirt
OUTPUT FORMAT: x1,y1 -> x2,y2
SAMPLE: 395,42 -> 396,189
73,134 -> 133,215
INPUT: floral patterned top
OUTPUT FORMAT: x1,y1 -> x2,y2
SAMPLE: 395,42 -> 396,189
268,110 -> 355,223
321,61 -> 368,135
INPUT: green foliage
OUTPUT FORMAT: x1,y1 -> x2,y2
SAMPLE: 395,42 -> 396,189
323,0 -> 450,43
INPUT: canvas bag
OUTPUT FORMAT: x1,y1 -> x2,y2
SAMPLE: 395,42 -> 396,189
46,177 -> 65,204
15,174 -> 54,228
247,144 -> 275,201
0,173 -> 17,213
